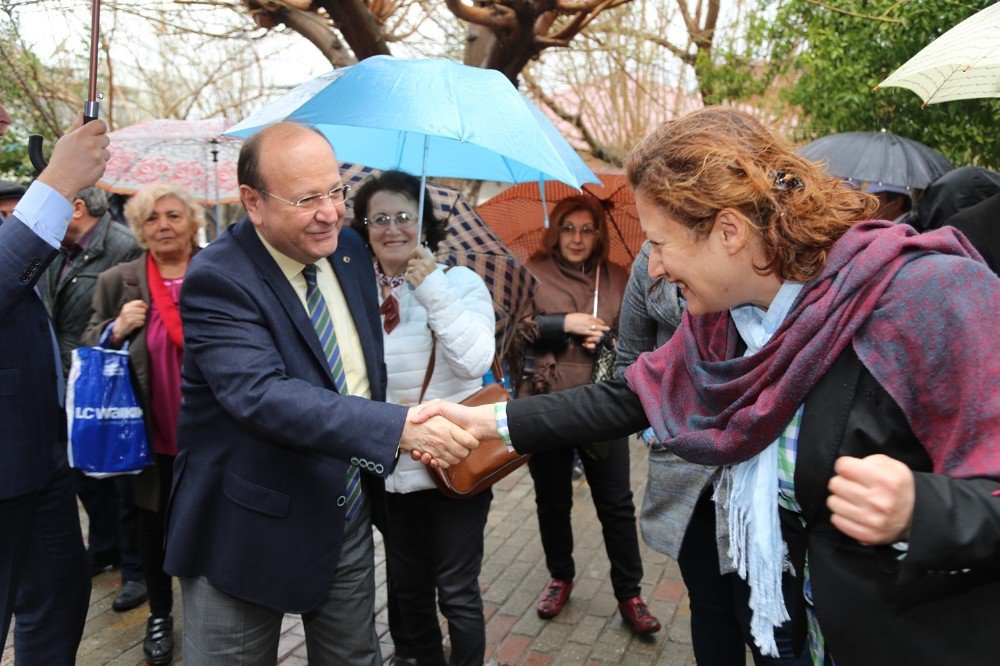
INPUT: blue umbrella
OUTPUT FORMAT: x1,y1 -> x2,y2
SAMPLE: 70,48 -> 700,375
225,56 -> 598,190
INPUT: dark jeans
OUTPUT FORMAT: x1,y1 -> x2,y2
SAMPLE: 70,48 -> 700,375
527,438 -> 643,601
677,492 -> 811,666
1,464 -> 90,664
137,454 -> 175,617
385,488 -> 491,666
75,469 -> 142,582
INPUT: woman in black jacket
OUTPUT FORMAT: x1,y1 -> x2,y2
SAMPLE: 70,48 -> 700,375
411,106 -> 1000,666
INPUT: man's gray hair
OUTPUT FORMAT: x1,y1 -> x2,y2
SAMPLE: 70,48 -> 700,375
75,186 -> 110,217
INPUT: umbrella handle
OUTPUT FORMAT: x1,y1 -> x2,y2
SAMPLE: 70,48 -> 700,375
27,134 -> 47,175
26,99 -> 101,175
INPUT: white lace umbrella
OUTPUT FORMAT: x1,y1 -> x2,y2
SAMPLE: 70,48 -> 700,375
877,4 -> 1000,105
98,118 -> 240,204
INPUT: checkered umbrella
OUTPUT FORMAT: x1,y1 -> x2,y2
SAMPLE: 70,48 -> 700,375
339,162 -> 538,361
476,174 -> 643,269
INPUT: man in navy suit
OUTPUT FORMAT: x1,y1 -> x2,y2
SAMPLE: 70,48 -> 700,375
163,122 -> 477,664
0,107 -> 111,662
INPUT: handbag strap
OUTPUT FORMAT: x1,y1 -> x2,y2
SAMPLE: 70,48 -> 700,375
418,332 -> 437,404
418,330 -> 505,404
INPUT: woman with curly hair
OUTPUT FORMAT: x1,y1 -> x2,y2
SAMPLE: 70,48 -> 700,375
412,107 -> 1000,665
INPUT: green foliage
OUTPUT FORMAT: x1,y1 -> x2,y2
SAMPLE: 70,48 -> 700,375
709,0 -> 1000,169
0,21 -> 67,181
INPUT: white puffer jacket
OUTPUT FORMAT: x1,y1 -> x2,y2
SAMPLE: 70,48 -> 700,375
383,264 -> 495,493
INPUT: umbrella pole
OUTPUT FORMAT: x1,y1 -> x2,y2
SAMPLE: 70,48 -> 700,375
84,0 -> 102,123
417,134 -> 429,243
540,178 -> 549,228
211,138 -> 221,240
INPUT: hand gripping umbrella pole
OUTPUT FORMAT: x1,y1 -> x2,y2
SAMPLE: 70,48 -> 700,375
28,0 -> 102,174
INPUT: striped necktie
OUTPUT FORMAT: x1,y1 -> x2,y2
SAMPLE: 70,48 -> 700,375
302,263 -> 362,521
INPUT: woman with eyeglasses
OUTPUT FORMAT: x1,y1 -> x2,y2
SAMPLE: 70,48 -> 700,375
351,170 -> 496,666
514,195 -> 661,634
82,183 -> 205,665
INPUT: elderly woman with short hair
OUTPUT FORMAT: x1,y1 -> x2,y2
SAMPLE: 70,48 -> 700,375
83,183 -> 204,665
413,107 -> 1000,666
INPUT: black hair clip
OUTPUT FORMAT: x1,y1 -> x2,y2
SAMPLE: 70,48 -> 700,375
770,170 -> 803,192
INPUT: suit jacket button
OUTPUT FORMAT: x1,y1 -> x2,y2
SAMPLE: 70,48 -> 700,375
350,457 -> 359,465
336,496 -> 346,507
342,256 -> 351,264
30,258 -> 41,267
375,464 -> 384,474
366,461 -> 376,471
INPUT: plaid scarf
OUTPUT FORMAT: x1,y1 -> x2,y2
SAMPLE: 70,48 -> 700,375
625,220 -> 999,479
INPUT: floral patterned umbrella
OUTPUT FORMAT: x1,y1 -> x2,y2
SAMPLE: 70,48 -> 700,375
98,118 -> 240,204
340,162 -> 538,361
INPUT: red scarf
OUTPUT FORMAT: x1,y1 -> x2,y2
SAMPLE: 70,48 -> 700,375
146,252 -> 185,350
625,220 -> 999,479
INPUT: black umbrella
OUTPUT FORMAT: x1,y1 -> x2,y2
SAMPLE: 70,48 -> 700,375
798,130 -> 954,189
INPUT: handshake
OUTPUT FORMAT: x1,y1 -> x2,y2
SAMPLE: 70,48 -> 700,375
398,400 -> 499,469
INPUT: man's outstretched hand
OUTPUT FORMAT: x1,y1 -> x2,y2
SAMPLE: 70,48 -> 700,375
405,400 -> 501,466
400,404 -> 479,469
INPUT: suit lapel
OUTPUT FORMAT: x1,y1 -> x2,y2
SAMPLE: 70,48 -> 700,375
329,239 -> 381,393
230,220 -> 335,388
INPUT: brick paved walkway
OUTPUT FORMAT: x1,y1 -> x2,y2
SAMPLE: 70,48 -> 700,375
4,438 -> 729,665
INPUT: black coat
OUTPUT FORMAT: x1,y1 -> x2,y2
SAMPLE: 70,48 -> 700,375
40,213 -> 141,373
944,192 -> 1000,275
506,346 -> 1000,666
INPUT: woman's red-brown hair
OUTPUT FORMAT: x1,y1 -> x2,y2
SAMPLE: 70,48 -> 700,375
531,194 -> 611,268
624,106 -> 878,282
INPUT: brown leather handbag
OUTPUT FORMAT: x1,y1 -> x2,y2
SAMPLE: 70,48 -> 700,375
418,335 -> 529,499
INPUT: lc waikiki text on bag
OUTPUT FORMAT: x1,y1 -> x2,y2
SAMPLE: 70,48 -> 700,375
65,330 -> 150,477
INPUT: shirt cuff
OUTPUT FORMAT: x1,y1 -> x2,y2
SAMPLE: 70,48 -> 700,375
12,180 -> 73,249
495,402 -> 513,452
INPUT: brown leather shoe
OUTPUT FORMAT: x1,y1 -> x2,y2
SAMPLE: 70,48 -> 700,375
618,596 -> 661,634
536,579 -> 573,618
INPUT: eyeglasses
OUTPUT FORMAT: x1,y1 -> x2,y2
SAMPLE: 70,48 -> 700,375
558,224 -> 596,236
261,184 -> 351,210
364,213 -> 417,229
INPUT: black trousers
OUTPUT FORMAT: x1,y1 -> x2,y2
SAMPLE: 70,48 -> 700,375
527,438 -> 643,601
1,464 -> 90,664
75,469 -> 143,582
385,488 -> 492,666
136,453 -> 175,617
677,492 -> 811,666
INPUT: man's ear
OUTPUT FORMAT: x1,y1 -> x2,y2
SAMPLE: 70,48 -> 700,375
240,185 -> 264,226
70,198 -> 87,220
715,208 -> 752,255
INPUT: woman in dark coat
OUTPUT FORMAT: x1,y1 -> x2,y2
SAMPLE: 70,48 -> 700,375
411,107 -> 1000,666
83,183 -> 203,665
517,195 -> 659,634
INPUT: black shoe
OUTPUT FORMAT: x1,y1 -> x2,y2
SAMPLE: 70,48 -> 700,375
89,555 -> 120,577
112,580 -> 149,612
143,614 -> 174,665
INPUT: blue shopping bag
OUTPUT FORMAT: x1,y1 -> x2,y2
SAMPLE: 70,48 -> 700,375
65,332 -> 150,477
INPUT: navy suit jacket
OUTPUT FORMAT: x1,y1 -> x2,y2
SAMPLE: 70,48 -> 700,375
0,216 -> 65,500
163,218 -> 409,612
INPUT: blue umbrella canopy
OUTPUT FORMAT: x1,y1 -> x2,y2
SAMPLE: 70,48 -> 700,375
798,130 -> 953,189
226,56 -> 598,189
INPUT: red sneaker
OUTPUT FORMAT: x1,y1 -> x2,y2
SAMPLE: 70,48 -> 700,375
618,596 -> 661,634
536,579 -> 573,619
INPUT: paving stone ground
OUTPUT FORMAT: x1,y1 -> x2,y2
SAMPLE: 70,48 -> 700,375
4,437 -> 748,664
